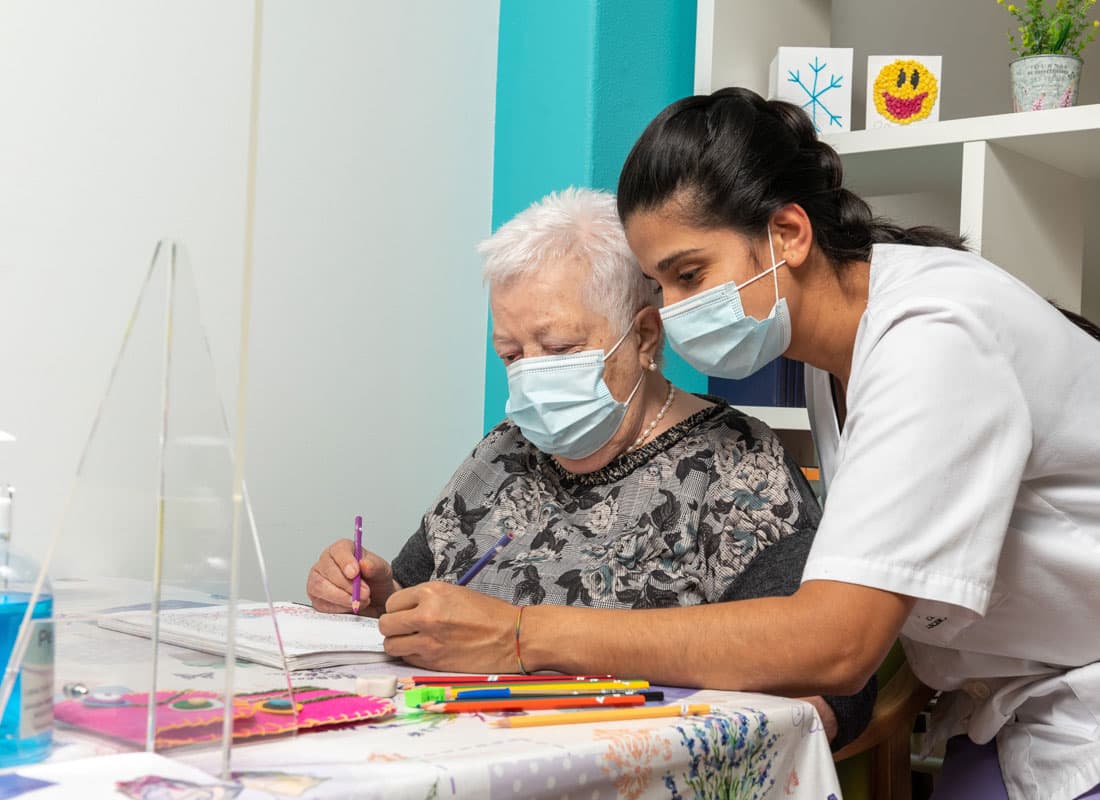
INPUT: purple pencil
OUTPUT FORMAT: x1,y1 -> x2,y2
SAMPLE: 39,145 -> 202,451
352,514 -> 363,614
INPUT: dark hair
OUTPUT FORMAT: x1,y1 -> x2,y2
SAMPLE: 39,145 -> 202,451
617,87 -> 966,265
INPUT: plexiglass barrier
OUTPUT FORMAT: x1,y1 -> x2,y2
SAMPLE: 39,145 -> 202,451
0,241 -> 294,772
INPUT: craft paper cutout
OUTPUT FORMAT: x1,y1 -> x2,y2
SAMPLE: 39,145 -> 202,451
55,687 -> 395,749
0,773 -> 56,799
233,771 -> 327,797
768,47 -> 854,132
115,775 -> 242,800
866,55 -> 942,128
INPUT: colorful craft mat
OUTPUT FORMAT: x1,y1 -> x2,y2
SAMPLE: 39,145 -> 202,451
55,687 -> 396,749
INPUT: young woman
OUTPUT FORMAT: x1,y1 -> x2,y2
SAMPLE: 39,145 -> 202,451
614,87 -> 1100,800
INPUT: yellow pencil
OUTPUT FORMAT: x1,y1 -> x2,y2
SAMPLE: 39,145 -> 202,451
490,703 -> 712,728
448,680 -> 648,699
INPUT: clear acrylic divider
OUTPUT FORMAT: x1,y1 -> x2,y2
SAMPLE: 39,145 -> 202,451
0,240 -> 295,771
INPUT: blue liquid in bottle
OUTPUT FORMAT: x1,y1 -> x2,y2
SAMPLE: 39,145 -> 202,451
0,590 -> 53,766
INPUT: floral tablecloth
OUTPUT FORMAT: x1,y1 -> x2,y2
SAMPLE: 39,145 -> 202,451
27,579 -> 843,799
173,661 -> 842,800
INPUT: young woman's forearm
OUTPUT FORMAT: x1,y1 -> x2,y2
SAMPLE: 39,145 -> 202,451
521,580 -> 912,696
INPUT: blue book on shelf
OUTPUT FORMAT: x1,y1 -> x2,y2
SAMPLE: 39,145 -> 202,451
709,357 -> 805,407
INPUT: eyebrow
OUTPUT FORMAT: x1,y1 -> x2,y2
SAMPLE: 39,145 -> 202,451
655,248 -> 703,274
492,323 -> 581,344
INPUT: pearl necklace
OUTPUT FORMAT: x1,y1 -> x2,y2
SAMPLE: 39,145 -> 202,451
627,381 -> 676,453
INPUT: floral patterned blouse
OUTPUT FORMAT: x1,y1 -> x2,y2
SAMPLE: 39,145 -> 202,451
392,398 -> 822,609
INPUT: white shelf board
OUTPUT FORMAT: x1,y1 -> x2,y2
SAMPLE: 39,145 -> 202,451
822,104 -> 1100,197
733,405 -> 811,431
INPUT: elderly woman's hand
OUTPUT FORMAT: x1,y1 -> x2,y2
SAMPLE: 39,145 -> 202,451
306,539 -> 399,617
379,582 -> 517,672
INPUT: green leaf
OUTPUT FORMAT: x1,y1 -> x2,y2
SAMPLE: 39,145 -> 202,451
1047,13 -> 1073,51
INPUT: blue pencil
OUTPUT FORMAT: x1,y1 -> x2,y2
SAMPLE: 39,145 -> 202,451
449,688 -> 664,701
456,530 -> 516,586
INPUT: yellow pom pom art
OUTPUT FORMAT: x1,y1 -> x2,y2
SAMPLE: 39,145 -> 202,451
872,58 -> 939,124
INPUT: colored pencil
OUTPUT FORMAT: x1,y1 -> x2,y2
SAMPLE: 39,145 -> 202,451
403,673 -> 615,687
456,530 -> 516,586
421,694 -> 646,713
490,703 -> 712,729
447,680 -> 648,699
351,515 -> 363,614
448,688 -> 664,701
442,680 -> 648,692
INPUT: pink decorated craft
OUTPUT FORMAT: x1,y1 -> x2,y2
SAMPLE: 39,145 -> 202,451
233,687 -> 396,739
55,686 -> 396,748
54,690 -> 251,748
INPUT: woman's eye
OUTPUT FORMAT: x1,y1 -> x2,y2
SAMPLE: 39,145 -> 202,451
500,353 -> 520,364
677,269 -> 699,285
547,345 -> 573,355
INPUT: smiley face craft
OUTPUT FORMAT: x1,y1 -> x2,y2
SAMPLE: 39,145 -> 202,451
866,55 -> 942,128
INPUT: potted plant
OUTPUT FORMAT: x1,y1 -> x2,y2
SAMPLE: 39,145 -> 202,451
997,0 -> 1100,110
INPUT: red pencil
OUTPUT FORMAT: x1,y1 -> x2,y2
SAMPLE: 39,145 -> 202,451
420,694 -> 646,713
403,674 -> 615,687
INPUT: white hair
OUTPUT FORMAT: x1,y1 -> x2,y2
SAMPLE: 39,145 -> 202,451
477,187 -> 656,336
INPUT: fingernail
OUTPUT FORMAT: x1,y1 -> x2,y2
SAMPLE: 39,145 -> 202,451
345,564 -> 357,579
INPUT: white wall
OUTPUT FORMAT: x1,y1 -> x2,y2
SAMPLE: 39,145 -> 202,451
0,1 -> 498,601
830,0 -> 1100,128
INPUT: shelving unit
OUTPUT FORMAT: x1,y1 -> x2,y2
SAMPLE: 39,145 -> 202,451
734,405 -> 811,432
695,0 -> 1100,432
824,103 -> 1100,313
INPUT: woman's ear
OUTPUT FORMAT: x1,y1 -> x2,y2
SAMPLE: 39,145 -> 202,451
771,204 -> 814,269
634,306 -> 663,367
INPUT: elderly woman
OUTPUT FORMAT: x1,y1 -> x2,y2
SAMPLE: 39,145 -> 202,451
307,188 -> 874,749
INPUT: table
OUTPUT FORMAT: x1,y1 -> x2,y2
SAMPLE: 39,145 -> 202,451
9,579 -> 843,799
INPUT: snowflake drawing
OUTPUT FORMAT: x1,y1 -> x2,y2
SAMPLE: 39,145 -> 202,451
787,57 -> 844,131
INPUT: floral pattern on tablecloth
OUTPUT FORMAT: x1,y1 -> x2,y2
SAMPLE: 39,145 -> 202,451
662,710 -> 779,799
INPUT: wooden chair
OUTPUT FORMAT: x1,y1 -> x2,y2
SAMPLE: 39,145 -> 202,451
833,645 -> 936,800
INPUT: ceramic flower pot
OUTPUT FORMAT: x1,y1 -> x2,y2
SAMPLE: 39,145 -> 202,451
1010,54 -> 1083,111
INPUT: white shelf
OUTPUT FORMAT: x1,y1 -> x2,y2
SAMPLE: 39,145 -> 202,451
734,405 -> 811,431
821,104 -> 1100,197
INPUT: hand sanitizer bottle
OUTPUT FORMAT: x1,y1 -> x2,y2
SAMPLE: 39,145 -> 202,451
0,487 -> 53,766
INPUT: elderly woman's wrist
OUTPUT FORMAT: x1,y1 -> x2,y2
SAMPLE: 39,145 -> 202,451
516,604 -> 577,674
515,604 -> 547,673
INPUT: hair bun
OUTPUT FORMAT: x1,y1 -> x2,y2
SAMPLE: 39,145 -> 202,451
835,187 -> 873,230
762,99 -> 844,191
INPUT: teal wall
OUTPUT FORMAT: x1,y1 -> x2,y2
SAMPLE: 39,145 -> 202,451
483,0 -> 705,433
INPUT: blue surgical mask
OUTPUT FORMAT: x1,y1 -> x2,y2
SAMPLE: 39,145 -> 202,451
505,323 -> 644,460
659,228 -> 791,380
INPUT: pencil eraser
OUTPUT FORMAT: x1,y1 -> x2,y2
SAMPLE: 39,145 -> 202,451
356,675 -> 397,698
404,687 -> 444,708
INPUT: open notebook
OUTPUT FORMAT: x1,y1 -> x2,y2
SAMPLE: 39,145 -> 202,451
97,601 -> 393,670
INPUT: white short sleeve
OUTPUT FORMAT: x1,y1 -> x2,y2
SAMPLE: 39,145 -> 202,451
802,302 -> 1032,615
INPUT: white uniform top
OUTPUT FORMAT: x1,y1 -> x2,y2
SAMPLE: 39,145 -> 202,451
802,244 -> 1100,800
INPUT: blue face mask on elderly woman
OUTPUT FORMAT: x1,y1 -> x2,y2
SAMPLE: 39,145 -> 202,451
505,322 -> 644,460
659,227 -> 791,380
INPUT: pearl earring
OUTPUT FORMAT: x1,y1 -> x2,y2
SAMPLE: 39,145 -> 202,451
648,360 -> 657,371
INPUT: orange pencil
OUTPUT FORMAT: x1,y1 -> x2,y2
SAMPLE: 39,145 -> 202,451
490,703 -> 712,728
421,694 -> 646,714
